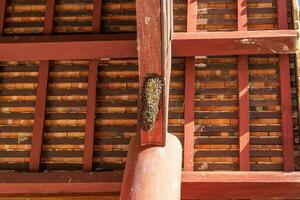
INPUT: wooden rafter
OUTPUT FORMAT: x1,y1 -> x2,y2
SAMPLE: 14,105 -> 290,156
172,30 -> 297,56
83,0 -> 102,172
0,0 -> 6,35
277,0 -> 295,172
237,0 -> 250,171
29,0 -> 55,172
183,0 -> 197,171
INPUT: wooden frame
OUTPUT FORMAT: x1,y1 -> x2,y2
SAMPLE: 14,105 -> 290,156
0,172 -> 299,199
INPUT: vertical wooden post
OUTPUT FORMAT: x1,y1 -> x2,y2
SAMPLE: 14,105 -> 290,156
277,0 -> 295,172
29,0 -> 55,172
136,0 -> 168,146
83,0 -> 102,171
0,0 -> 6,35
238,0 -> 250,171
183,0 -> 197,171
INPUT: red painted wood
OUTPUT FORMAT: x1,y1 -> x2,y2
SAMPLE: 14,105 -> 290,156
0,172 -> 300,199
277,0 -> 288,30
238,55 -> 250,171
29,0 -> 55,172
237,0 -> 250,171
186,0 -> 197,32
83,0 -> 102,172
0,0 -> 6,35
181,172 -> 300,199
29,61 -> 49,172
0,34 -> 137,61
279,55 -> 295,172
237,0 -> 247,31
183,0 -> 197,172
184,58 -> 195,171
172,30 -> 297,56
83,60 -> 98,171
277,0 -> 295,172
136,0 -> 164,146
44,0 -> 55,35
92,0 -> 102,33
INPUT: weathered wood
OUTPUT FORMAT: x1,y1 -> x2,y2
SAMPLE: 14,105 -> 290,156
277,0 -> 295,172
183,0 -> 197,172
136,0 -> 172,146
0,34 -> 137,61
172,30 -> 297,56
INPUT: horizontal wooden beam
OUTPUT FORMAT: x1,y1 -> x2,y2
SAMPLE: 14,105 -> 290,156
181,172 -> 300,199
0,30 -> 297,61
0,172 -> 122,195
0,34 -> 137,61
172,30 -> 297,56
0,172 -> 300,198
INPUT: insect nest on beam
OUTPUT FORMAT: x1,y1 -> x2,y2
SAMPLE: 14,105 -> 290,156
141,74 -> 164,132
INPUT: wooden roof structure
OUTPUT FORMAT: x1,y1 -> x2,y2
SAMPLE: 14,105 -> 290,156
0,0 -> 300,199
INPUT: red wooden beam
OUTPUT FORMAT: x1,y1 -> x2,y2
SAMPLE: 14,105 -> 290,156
0,34 -> 137,61
83,0 -> 102,172
277,0 -> 295,172
92,0 -> 102,33
181,172 -> 300,199
172,30 -> 297,56
29,0 -> 55,172
183,0 -> 197,171
29,61 -> 50,171
83,60 -> 98,171
0,0 -> 6,35
238,56 -> 250,171
44,0 -> 55,35
136,0 -> 165,146
0,172 -> 300,199
0,172 -> 122,195
237,0 -> 250,171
